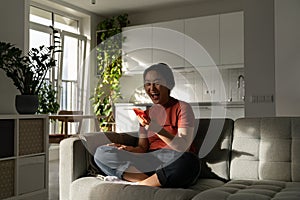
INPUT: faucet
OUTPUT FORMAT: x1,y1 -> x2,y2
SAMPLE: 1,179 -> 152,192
237,75 -> 245,88
237,75 -> 245,101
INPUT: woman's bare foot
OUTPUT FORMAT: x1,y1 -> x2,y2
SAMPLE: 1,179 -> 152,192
138,174 -> 161,187
122,165 -> 149,182
122,166 -> 161,187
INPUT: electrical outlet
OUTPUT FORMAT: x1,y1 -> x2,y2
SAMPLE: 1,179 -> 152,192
250,95 -> 274,103
264,95 -> 274,102
250,95 -> 258,103
257,95 -> 265,102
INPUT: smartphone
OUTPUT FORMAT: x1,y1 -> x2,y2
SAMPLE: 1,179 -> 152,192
132,108 -> 149,119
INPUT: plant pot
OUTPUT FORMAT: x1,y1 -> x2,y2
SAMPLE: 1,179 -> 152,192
15,95 -> 39,114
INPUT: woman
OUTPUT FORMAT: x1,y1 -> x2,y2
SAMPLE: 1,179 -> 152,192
94,63 -> 200,188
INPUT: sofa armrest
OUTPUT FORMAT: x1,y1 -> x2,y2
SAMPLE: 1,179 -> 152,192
59,132 -> 138,200
59,132 -> 112,200
59,137 -> 87,200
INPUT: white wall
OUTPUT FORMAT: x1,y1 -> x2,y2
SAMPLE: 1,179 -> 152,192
130,0 -> 243,25
243,0 -> 276,117
275,0 -> 300,116
0,0 -> 29,114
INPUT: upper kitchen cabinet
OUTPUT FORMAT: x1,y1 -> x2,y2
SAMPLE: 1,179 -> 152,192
185,15 -> 220,67
121,11 -> 244,74
122,24 -> 152,73
152,20 -> 185,68
184,11 -> 244,68
220,11 -> 244,65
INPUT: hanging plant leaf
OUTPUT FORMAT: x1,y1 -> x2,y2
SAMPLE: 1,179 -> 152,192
90,13 -> 130,131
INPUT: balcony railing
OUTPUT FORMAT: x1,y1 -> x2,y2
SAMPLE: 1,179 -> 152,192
60,79 -> 78,111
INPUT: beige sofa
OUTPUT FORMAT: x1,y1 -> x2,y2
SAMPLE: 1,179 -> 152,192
59,117 -> 300,200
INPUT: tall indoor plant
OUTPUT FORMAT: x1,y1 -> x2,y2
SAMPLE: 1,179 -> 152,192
0,42 -> 60,114
91,13 -> 130,131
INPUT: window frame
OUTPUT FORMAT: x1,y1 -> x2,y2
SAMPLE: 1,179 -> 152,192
29,4 -> 87,111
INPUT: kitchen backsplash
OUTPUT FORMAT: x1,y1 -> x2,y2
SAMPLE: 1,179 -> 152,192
119,67 -> 244,103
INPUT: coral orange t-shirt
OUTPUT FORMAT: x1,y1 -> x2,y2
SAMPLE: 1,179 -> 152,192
139,97 -> 195,153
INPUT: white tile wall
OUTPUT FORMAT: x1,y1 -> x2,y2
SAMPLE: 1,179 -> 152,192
119,68 -> 244,103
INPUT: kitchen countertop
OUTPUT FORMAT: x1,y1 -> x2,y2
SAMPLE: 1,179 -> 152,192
116,101 -> 244,108
189,101 -> 244,107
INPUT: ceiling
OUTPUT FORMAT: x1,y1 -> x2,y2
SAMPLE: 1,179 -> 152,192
59,0 -> 205,16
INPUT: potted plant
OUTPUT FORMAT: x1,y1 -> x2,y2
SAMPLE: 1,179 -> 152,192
90,13 -> 130,131
0,41 -> 59,114
37,80 -> 60,114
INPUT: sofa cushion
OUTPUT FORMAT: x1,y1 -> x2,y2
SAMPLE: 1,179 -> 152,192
230,117 -> 300,181
70,177 -> 199,200
189,178 -> 226,191
192,180 -> 300,200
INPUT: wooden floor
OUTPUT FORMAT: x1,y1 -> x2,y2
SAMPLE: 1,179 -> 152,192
49,144 -> 59,200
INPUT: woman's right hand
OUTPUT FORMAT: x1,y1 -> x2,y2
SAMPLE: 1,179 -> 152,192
137,115 -> 150,127
107,143 -> 121,148
107,143 -> 144,152
107,143 -> 131,151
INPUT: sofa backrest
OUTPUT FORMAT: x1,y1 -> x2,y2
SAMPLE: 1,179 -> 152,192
192,118 -> 234,182
230,117 -> 300,182
83,118 -> 235,180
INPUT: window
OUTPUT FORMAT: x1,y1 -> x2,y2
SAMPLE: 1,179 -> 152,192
30,6 -> 52,26
29,6 -> 87,112
29,5 -> 88,134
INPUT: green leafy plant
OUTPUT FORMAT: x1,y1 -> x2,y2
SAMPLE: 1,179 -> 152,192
37,80 -> 60,114
0,42 -> 56,95
0,41 -> 61,114
91,13 -> 130,131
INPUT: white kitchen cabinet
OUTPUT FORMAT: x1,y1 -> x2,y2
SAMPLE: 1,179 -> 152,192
0,115 -> 48,200
122,24 -> 152,72
152,20 -> 185,68
220,11 -> 244,65
122,11 -> 243,72
185,11 -> 244,67
184,12 -> 243,102
115,104 -> 147,132
200,67 -> 227,102
185,15 -> 220,67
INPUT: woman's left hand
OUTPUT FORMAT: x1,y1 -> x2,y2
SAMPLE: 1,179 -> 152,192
145,119 -> 163,133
